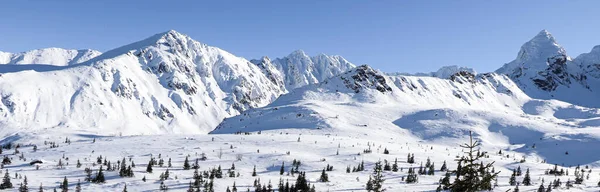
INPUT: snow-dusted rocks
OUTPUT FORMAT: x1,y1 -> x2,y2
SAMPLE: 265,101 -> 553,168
339,65 -> 392,93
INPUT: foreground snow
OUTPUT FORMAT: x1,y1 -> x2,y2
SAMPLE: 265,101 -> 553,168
4,130 -> 598,192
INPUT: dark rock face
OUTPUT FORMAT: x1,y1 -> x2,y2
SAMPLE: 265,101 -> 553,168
530,55 -> 571,91
450,71 -> 476,84
340,65 -> 392,93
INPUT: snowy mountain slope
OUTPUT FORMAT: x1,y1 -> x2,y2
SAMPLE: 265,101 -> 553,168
250,56 -> 286,91
388,65 -> 477,79
0,48 -> 101,66
270,50 -> 356,90
0,30 -> 285,136
212,65 -> 600,165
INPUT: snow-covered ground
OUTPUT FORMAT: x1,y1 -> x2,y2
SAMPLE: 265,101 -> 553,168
4,129 -> 598,192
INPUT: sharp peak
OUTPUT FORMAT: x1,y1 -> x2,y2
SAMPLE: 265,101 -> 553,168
537,29 -> 552,37
151,29 -> 191,42
528,29 -> 558,43
289,49 -> 308,56
516,29 -> 565,57
158,29 -> 184,36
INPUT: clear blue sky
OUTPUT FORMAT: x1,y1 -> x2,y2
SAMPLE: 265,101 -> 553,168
0,1 -> 598,73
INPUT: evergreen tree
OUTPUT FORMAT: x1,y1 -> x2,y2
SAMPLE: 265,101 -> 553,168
168,158 -> 172,168
537,183 -> 545,192
522,168 -> 531,186
428,163 -> 435,175
406,167 -> 418,184
146,160 -> 153,173
319,169 -> 329,182
38,183 -> 43,192
60,177 -> 67,192
295,172 -> 309,191
183,157 -> 190,170
365,176 -> 373,191
509,170 -> 517,186
1,170 -> 13,189
440,161 -> 447,172
383,160 -> 391,171
280,162 -> 285,175
252,166 -> 257,177
407,153 -> 415,164
122,184 -> 127,192
368,161 -> 385,191
94,166 -> 105,183
19,176 -> 28,192
392,158 -> 399,172
441,172 -> 451,189
449,131 -> 499,192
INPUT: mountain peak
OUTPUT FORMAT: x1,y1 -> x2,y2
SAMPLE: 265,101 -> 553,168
536,29 -> 552,38
519,29 -> 565,60
288,49 -> 309,57
151,29 -> 192,45
496,30 -> 567,74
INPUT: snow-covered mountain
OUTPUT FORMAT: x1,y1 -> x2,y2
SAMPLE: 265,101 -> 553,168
269,50 -> 356,90
0,30 -> 287,136
388,65 -> 476,79
496,30 -> 600,107
0,48 -> 101,66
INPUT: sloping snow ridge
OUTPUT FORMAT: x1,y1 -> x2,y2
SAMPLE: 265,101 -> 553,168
0,48 -> 101,66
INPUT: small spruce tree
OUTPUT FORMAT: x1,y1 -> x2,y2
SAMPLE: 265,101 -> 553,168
449,131 -> 499,192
